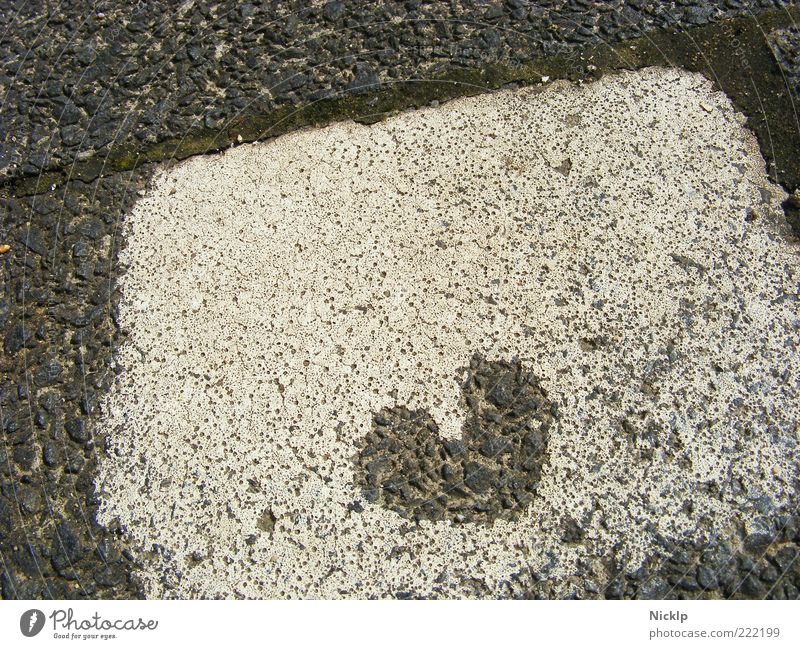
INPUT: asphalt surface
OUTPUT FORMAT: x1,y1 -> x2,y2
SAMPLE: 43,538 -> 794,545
2,0 -> 800,193
93,66 -> 800,598
0,2 -> 772,175
1,1 -> 799,600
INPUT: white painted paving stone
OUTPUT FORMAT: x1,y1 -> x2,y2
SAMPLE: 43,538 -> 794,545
95,67 -> 800,598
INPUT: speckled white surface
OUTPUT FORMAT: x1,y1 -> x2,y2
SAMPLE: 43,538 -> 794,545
96,67 -> 800,599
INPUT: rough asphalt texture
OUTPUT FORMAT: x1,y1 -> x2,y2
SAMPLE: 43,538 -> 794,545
1,170 -> 152,598
356,355 -> 554,525
0,1 -> 799,600
0,0 -> 797,184
97,68 -> 798,598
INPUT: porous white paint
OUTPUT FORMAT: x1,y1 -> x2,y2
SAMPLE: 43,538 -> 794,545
96,67 -> 800,598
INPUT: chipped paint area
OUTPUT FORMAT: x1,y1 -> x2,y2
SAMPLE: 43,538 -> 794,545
96,67 -> 799,598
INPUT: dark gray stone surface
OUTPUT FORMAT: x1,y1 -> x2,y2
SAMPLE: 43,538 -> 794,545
1,170 -> 151,599
0,1 -> 796,183
356,355 -> 554,524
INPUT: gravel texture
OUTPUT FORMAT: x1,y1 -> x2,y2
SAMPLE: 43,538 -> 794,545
356,354 -> 555,524
0,171 -> 151,598
768,26 -> 800,232
1,1 -> 799,601
1,1 -> 797,184
769,26 -> 800,95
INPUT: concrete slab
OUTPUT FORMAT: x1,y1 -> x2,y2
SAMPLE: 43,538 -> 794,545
95,67 -> 799,598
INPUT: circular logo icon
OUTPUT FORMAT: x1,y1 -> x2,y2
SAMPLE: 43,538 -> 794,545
20,609 -> 45,637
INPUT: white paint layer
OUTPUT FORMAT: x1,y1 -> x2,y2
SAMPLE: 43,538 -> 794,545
96,67 -> 800,598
